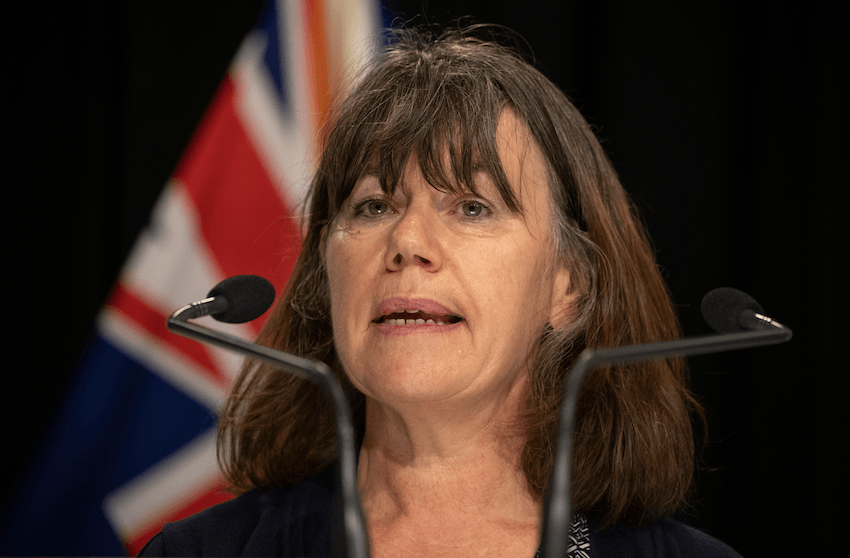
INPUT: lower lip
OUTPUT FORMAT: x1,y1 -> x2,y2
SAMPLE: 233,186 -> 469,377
372,320 -> 464,336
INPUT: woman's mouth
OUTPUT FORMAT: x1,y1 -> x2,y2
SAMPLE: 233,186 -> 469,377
372,298 -> 465,331
374,310 -> 463,326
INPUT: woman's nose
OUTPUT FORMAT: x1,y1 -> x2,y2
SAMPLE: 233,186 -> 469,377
384,206 -> 441,272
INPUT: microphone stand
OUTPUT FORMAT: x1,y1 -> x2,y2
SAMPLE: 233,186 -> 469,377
167,308 -> 370,558
538,321 -> 792,558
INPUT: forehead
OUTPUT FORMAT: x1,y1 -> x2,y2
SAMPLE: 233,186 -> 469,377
493,109 -> 554,220
494,110 -> 549,191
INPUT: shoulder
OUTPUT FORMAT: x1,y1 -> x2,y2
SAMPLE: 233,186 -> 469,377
138,468 -> 335,557
590,516 -> 742,558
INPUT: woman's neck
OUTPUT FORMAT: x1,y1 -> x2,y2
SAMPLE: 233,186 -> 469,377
356,379 -> 541,557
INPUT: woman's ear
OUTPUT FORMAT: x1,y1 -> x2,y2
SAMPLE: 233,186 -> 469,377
549,264 -> 579,330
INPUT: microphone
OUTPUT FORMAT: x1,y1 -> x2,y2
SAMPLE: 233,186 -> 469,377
170,274 -> 275,323
539,288 -> 791,558
701,286 -> 784,333
167,276 -> 370,558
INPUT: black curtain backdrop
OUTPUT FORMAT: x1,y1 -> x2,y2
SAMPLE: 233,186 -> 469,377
8,1 -> 846,556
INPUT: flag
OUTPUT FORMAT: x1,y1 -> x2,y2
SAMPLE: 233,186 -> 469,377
0,1 -> 382,554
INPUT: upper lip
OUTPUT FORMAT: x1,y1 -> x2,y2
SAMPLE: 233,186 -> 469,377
373,297 -> 463,323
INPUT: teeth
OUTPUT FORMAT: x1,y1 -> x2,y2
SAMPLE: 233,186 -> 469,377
378,309 -> 463,326
384,318 -> 447,326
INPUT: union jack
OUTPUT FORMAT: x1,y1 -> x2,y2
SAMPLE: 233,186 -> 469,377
1,1 -> 382,554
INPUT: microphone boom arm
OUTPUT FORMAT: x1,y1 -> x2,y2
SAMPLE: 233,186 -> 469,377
166,312 -> 370,558
539,319 -> 792,558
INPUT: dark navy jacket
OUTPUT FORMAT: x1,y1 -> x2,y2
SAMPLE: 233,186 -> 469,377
139,467 -> 741,557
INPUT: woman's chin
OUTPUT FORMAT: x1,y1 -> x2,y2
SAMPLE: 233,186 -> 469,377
355,366 -> 475,409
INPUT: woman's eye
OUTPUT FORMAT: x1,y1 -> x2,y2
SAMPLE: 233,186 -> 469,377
366,200 -> 390,215
460,200 -> 488,217
353,198 -> 392,217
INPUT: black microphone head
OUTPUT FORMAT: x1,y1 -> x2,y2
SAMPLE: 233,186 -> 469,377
701,287 -> 765,333
207,275 -> 275,324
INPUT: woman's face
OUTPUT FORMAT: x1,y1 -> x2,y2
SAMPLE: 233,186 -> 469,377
325,110 -> 574,412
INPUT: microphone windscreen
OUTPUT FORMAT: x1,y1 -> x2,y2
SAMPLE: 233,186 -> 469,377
701,287 -> 765,333
207,275 -> 276,324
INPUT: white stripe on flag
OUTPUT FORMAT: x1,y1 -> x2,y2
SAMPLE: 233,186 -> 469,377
98,307 -> 227,410
323,0 -> 382,90
121,182 -> 225,317
232,31 -> 312,217
102,428 -> 220,542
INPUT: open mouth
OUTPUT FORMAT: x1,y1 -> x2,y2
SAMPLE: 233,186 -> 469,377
374,310 -> 463,326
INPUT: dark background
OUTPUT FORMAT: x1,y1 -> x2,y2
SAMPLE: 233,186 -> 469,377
8,1 -> 846,555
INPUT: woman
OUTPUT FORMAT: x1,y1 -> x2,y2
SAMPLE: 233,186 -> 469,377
141,24 -> 740,557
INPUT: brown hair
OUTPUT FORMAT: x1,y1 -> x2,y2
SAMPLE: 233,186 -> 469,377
217,23 -> 704,527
